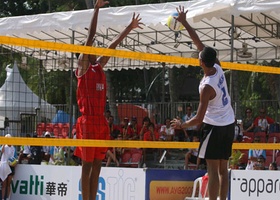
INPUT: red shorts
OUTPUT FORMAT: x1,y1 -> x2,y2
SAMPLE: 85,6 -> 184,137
74,115 -> 110,162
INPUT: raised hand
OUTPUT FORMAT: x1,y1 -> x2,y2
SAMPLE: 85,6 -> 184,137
175,5 -> 188,23
129,13 -> 144,29
95,0 -> 109,8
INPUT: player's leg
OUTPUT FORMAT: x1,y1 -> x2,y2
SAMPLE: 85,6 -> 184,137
81,160 -> 92,200
206,159 -> 220,200
6,174 -> 14,200
219,159 -> 229,200
89,159 -> 102,200
2,178 -> 7,199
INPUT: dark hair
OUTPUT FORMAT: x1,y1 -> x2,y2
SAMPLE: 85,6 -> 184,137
200,46 -> 217,68
186,105 -> 192,109
257,155 -> 265,161
164,117 -> 171,125
245,108 -> 252,113
142,116 -> 151,124
270,162 -> 278,170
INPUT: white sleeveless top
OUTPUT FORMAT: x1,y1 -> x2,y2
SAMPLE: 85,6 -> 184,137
199,64 -> 235,126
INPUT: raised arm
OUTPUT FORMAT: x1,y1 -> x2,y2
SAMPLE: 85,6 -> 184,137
175,6 -> 220,65
175,6 -> 204,51
77,0 -> 109,76
98,13 -> 144,67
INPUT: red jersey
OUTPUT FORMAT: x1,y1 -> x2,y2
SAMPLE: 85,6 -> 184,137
76,63 -> 106,116
143,131 -> 160,141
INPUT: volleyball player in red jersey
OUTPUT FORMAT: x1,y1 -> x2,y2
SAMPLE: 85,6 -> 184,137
74,0 -> 143,199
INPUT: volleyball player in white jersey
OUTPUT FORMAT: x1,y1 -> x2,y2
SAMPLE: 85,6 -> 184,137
171,6 -> 235,200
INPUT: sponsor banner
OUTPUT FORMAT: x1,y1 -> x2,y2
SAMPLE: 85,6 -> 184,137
11,165 -> 145,200
146,169 -> 206,200
231,170 -> 280,200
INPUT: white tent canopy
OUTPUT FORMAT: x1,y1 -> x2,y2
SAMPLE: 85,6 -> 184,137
0,0 -> 279,71
0,62 -> 56,135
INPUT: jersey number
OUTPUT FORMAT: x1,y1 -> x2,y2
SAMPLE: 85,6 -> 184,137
221,87 -> 228,106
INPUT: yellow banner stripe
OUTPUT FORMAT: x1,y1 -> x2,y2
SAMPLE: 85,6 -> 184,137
1,36 -> 280,74
1,137 -> 280,150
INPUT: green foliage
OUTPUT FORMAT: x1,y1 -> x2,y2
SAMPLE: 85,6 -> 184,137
229,150 -> 244,167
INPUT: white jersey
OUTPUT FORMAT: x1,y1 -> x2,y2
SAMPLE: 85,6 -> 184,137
199,63 -> 235,126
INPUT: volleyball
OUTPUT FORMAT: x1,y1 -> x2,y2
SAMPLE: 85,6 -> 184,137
166,13 -> 184,32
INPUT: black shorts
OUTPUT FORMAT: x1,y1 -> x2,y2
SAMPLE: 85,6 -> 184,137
198,123 -> 234,160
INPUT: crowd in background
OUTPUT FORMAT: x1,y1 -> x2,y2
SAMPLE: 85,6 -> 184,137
1,105 -> 279,199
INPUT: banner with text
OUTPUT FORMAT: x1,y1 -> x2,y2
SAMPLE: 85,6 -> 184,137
145,169 -> 206,200
231,170 -> 280,200
11,165 -> 145,200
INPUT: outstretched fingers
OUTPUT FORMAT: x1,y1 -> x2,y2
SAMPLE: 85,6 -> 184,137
131,12 -> 144,29
175,5 -> 188,22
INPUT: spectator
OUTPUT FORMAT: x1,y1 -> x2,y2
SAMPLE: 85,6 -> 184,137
254,108 -> 274,133
29,134 -> 43,165
159,117 -> 175,141
182,105 -> 199,141
253,155 -> 266,170
143,123 -> 160,141
18,133 -> 31,164
143,122 -> 160,163
105,134 -> 124,167
49,146 -> 66,165
105,109 -> 111,122
139,116 -> 151,140
41,132 -> 52,164
120,117 -> 130,140
241,108 -> 254,133
108,115 -> 120,139
0,134 -> 17,200
234,119 -> 243,142
246,136 -> 266,170
129,116 -> 141,140
184,135 -> 206,170
269,162 -> 278,170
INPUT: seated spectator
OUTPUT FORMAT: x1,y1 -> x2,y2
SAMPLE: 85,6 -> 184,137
143,122 -> 160,163
159,117 -> 175,141
139,116 -> 151,140
182,105 -> 199,141
41,132 -> 52,163
128,116 -> 141,140
106,134 -> 124,167
253,155 -> 266,170
120,117 -> 130,140
234,119 -> 243,142
269,162 -> 278,170
246,136 -> 266,170
184,135 -> 206,170
29,134 -> 43,165
241,108 -> 255,133
49,146 -> 66,165
108,115 -> 120,139
254,108 -> 274,133
173,116 -> 188,141
143,122 -> 160,141
18,133 -> 31,164
105,109 -> 111,122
